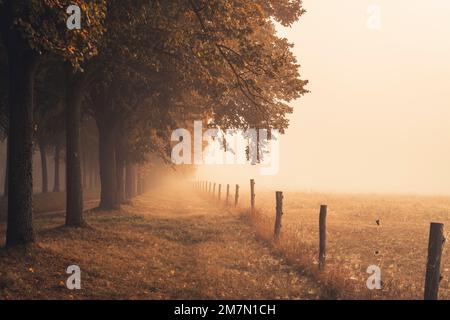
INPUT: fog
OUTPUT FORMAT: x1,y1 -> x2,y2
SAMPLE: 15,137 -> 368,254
197,0 -> 450,195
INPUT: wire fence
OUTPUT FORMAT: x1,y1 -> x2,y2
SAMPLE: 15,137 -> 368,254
193,179 -> 447,300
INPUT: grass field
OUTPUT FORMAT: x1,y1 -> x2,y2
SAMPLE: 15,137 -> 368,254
237,189 -> 450,299
2,184 -> 449,299
0,187 -> 326,300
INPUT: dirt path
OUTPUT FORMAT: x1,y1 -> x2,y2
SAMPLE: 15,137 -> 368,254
0,185 -> 323,299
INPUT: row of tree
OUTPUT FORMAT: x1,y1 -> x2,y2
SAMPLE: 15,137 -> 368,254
1,128 -> 99,196
0,0 -> 307,247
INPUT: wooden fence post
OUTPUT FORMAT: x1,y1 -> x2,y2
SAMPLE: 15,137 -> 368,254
235,184 -> 239,207
250,179 -> 255,213
218,184 -> 221,200
274,191 -> 283,241
213,183 -> 216,196
319,205 -> 327,270
226,184 -> 230,205
424,222 -> 445,300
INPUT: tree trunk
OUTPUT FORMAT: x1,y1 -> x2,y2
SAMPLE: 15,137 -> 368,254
89,154 -> 94,190
132,166 -> 137,196
136,170 -> 142,195
4,139 -> 8,197
65,73 -> 84,227
98,122 -> 118,210
93,159 -> 98,189
125,162 -> 135,199
39,140 -> 48,193
115,141 -> 125,205
5,49 -> 37,246
82,146 -> 87,189
53,141 -> 60,192
142,176 -> 148,193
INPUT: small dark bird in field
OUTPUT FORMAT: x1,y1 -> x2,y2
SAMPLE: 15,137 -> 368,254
375,219 -> 380,226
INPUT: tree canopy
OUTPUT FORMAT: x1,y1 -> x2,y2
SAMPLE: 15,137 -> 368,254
0,0 -> 308,246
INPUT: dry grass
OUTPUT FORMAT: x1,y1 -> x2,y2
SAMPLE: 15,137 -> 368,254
0,186 -> 326,300
3,185 -> 446,300
235,190 -> 450,299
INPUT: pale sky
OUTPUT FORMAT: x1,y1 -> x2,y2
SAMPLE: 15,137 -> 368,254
197,0 -> 450,195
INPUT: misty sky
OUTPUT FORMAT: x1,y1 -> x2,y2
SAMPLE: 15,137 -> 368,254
201,0 -> 450,195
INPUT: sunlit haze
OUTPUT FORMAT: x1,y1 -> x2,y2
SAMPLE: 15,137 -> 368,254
198,0 -> 450,195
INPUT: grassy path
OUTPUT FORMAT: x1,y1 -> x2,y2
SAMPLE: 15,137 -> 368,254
0,185 -> 323,299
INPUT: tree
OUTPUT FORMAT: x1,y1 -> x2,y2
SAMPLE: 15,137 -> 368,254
0,0 -> 307,247
0,44 -> 8,197
0,0 -> 106,245
34,63 -> 65,193
185,0 -> 308,134
53,136 -> 63,192
83,0 -> 308,210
